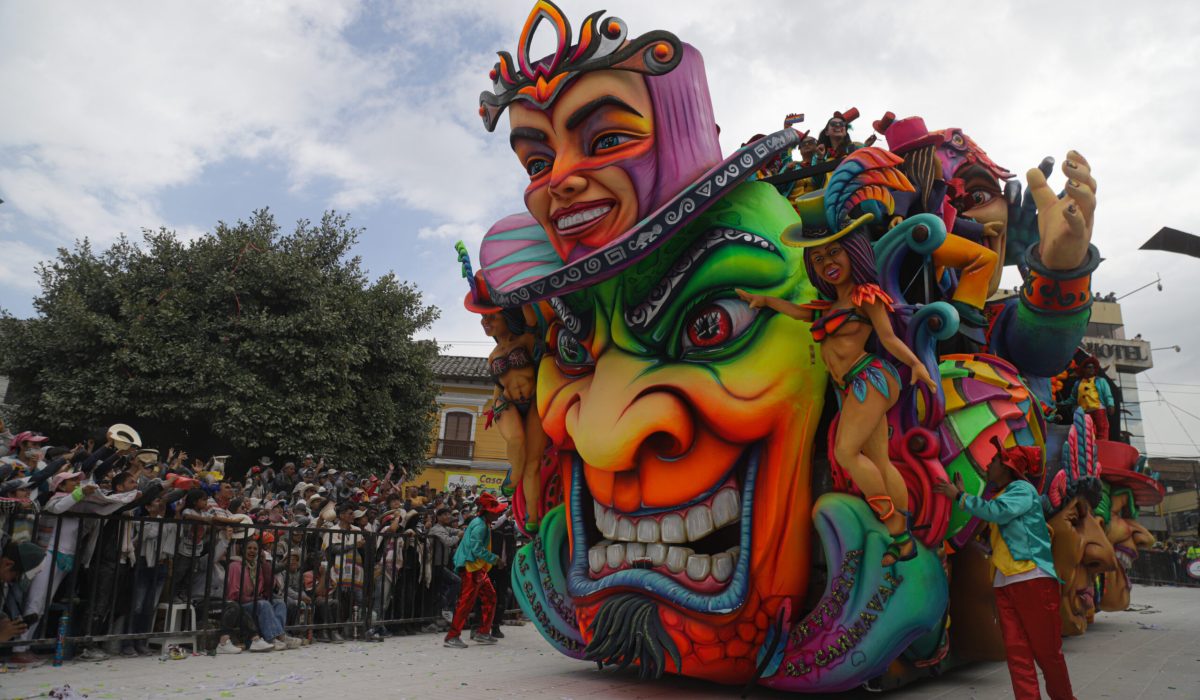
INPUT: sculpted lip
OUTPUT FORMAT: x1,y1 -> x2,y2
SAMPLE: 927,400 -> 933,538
552,199 -> 615,238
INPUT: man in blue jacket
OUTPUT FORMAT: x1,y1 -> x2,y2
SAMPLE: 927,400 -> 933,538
935,438 -> 1076,700
443,493 -> 507,649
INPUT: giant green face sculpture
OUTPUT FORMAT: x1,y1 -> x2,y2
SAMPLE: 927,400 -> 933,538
535,183 -> 827,681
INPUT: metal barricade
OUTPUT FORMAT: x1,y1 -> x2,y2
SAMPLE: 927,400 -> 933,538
1128,549 -> 1200,587
0,504 -> 499,656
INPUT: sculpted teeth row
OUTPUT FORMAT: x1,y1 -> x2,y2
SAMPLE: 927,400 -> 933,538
556,205 -> 611,229
587,541 -> 741,582
592,486 -> 740,545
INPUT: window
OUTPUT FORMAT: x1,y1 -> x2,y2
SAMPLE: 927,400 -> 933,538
439,411 -> 474,459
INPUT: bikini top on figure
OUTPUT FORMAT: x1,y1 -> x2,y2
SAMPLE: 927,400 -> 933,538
490,345 -> 534,378
802,283 -> 894,343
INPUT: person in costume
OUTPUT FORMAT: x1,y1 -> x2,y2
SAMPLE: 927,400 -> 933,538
934,438 -> 1076,700
817,108 -> 861,162
1064,356 -> 1115,440
443,492 -> 507,649
737,227 -> 936,566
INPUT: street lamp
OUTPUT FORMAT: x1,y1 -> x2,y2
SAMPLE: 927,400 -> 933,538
1152,345 -> 1182,353
1116,274 -> 1163,300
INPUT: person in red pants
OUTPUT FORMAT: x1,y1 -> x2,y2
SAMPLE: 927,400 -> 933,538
443,493 -> 507,648
936,438 -> 1077,700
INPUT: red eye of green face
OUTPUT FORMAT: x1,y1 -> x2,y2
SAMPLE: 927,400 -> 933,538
687,305 -> 732,348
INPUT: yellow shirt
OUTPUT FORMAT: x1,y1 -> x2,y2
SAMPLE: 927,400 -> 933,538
989,488 -> 1036,577
1077,378 -> 1102,411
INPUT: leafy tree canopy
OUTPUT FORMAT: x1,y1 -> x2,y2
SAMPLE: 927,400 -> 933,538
0,209 -> 440,475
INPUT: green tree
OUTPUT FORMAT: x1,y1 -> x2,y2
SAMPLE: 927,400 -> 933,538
0,209 -> 439,475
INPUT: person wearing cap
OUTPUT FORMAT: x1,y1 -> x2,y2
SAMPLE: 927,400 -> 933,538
10,469 -> 96,663
935,439 -> 1075,700
443,492 -> 506,648
2,431 -> 49,478
817,108 -> 861,162
1064,356 -> 1115,440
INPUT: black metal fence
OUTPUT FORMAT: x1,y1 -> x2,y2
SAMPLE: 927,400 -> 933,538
0,505 -> 508,658
1128,550 -> 1200,587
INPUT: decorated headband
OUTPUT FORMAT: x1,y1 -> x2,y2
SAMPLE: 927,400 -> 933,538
478,0 -> 683,132
456,241 -> 501,314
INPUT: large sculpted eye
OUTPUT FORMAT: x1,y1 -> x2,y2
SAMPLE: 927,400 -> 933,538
591,132 -> 634,154
554,327 -> 594,376
681,299 -> 757,355
526,156 -> 552,177
968,190 -> 994,207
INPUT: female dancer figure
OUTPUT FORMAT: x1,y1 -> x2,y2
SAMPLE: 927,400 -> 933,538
482,306 -> 548,533
738,227 -> 935,566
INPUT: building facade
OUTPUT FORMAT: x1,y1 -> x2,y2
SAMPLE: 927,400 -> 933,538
1083,299 -> 1154,452
416,355 -> 510,492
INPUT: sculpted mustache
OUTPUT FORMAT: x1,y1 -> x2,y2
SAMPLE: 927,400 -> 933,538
583,593 -> 681,680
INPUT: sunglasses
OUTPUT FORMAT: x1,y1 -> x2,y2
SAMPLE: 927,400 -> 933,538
828,120 -> 846,128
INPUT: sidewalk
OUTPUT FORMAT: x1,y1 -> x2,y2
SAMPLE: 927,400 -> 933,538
2,585 -> 1197,699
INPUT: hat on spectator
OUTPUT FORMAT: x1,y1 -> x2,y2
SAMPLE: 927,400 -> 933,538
303,454 -> 315,460
135,448 -> 159,465
307,494 -> 327,508
0,477 -> 33,496
352,509 -> 367,519
259,456 -> 274,467
2,541 -> 47,577
107,423 -> 142,450
49,470 -> 85,491
292,481 -> 309,494
229,513 -> 255,540
8,431 -> 49,450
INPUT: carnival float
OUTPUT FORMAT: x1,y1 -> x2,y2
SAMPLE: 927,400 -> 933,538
452,1 -> 1164,691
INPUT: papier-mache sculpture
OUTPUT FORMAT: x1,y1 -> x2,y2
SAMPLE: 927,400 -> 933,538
451,1 -> 1142,692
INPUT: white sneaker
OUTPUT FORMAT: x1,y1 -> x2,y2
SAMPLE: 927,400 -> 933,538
272,639 -> 287,651
249,638 -> 275,653
216,640 -> 243,655
284,636 -> 302,649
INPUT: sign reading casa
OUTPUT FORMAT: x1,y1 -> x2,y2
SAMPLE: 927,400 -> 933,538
444,470 -> 507,491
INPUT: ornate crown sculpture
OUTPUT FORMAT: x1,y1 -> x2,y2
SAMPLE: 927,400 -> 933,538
478,0 -> 683,132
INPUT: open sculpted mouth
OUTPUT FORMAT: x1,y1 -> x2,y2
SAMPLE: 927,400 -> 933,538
1114,545 -> 1137,591
823,264 -> 842,282
553,200 -> 614,237
1075,586 -> 1095,613
566,445 -> 757,614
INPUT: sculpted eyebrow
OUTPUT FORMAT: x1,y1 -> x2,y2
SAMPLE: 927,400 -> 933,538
565,96 -> 643,130
509,127 -> 547,150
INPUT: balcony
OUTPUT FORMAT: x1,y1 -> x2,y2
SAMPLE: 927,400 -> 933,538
437,439 -> 474,460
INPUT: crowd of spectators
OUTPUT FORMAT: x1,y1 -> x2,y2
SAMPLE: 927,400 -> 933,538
0,418 -> 522,666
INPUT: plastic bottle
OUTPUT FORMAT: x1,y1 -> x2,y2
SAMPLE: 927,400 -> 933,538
53,612 -> 69,667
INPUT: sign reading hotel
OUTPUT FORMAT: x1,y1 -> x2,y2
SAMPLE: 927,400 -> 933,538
1083,337 -> 1153,372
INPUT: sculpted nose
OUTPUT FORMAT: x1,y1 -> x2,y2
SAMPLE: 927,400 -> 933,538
1082,515 -> 1118,573
566,351 -> 695,473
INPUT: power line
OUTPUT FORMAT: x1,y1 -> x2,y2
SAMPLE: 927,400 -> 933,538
1146,375 -> 1200,457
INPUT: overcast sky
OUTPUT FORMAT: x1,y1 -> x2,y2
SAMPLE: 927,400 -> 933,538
2,0 -> 1199,456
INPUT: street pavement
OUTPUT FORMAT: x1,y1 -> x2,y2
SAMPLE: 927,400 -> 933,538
1,584 -> 1197,699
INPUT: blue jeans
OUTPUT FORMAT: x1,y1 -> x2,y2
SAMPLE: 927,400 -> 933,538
242,600 -> 287,641
124,558 -> 168,649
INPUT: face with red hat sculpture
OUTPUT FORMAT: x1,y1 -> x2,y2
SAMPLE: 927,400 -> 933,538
1095,441 -> 1162,612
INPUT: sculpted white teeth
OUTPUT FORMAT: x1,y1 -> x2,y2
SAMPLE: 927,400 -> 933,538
555,205 -> 612,230
599,508 -> 617,540
711,552 -> 733,582
588,543 -> 607,573
606,543 -> 625,570
637,519 -> 660,543
686,554 -> 712,581
685,504 -> 715,541
711,488 -> 740,528
646,543 -> 668,566
666,546 -> 693,573
660,513 -> 687,543
625,542 -> 646,564
615,517 -> 636,542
